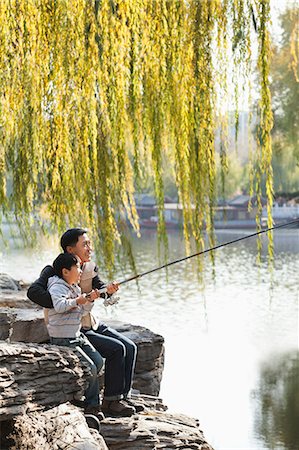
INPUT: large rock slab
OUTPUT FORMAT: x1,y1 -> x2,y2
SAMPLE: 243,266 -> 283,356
0,290 -> 36,309
0,274 -> 21,291
4,399 -> 214,450
0,304 -> 165,396
0,308 -> 48,342
8,403 -> 108,450
100,395 -> 213,450
0,341 -> 88,421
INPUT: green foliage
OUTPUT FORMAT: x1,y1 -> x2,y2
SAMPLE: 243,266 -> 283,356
0,0 -> 274,270
271,5 -> 299,163
272,142 -> 299,193
216,154 -> 245,200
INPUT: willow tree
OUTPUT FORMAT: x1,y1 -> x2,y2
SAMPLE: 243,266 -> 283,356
0,0 -> 274,271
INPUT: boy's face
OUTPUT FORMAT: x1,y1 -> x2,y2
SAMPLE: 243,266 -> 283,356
67,233 -> 92,263
63,262 -> 82,285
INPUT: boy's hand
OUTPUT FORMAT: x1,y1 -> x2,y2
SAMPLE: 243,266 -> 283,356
76,294 -> 88,305
87,290 -> 98,301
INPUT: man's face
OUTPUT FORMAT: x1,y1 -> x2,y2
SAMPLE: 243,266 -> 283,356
67,233 -> 92,263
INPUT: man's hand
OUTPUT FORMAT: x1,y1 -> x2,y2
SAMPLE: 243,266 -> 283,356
106,282 -> 119,295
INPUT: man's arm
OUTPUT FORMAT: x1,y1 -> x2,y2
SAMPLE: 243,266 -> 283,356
27,265 -> 55,308
91,264 -> 119,297
92,274 -> 106,291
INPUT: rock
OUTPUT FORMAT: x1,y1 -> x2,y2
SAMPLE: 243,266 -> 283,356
9,403 -> 108,450
0,310 -> 16,340
0,274 -> 21,291
0,290 -> 37,309
99,395 -> 213,449
0,308 -> 165,396
3,396 -> 213,450
0,308 -> 48,343
0,341 -> 88,421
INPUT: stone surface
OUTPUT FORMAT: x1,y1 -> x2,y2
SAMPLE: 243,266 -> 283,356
1,396 -> 214,450
0,302 -> 165,396
99,395 -> 213,450
9,403 -> 108,450
0,274 -> 21,291
0,341 -> 88,421
0,290 -> 37,309
0,308 -> 49,343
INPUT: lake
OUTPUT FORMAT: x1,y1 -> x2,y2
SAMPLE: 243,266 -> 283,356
1,227 -> 298,450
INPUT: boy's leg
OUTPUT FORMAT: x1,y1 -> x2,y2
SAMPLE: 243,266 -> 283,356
76,334 -> 103,408
50,336 -> 103,411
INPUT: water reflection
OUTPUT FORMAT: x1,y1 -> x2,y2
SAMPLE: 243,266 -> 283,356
254,351 -> 299,450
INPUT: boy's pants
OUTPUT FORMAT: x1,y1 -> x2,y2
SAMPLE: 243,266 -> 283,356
50,333 -> 103,407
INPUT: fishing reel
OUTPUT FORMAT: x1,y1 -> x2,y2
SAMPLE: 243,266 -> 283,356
96,286 -> 120,307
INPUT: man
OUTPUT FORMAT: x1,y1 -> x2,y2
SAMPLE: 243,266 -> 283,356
28,228 -> 143,417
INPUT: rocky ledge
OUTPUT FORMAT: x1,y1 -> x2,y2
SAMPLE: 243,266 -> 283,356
0,273 -> 214,450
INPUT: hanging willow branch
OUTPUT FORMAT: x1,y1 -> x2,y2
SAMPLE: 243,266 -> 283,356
0,0 -> 274,271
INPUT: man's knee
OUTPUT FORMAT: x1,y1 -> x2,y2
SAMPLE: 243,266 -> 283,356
113,341 -> 126,358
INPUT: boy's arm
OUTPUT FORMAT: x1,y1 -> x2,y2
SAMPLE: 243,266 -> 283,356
27,266 -> 55,308
50,285 -> 83,313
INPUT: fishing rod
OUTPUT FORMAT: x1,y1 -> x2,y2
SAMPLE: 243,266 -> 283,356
116,218 -> 299,286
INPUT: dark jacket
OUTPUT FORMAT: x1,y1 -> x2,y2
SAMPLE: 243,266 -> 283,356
27,264 -> 107,308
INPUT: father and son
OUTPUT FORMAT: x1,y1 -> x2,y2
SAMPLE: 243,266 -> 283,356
27,228 -> 144,421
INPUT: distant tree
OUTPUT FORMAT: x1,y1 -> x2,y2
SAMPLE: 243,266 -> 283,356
271,5 -> 299,171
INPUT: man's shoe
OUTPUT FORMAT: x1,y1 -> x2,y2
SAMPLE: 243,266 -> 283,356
124,398 -> 145,413
102,399 -> 136,417
84,405 -> 105,421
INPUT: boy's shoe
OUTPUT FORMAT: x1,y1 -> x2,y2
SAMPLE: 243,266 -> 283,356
71,399 -> 85,408
124,398 -> 145,412
84,405 -> 105,421
102,399 -> 136,417
84,414 -> 101,431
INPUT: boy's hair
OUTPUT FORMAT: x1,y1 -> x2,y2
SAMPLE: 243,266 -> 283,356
60,228 -> 87,252
53,253 -> 79,278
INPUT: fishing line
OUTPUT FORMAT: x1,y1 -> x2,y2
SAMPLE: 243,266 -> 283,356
117,218 -> 299,285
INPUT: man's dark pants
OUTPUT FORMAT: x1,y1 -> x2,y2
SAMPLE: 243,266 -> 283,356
82,325 -> 137,401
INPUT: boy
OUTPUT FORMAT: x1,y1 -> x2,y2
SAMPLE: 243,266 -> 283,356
46,252 -> 104,419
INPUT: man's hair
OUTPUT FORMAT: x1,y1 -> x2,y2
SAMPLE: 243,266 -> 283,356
53,253 -> 79,278
60,228 -> 87,252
